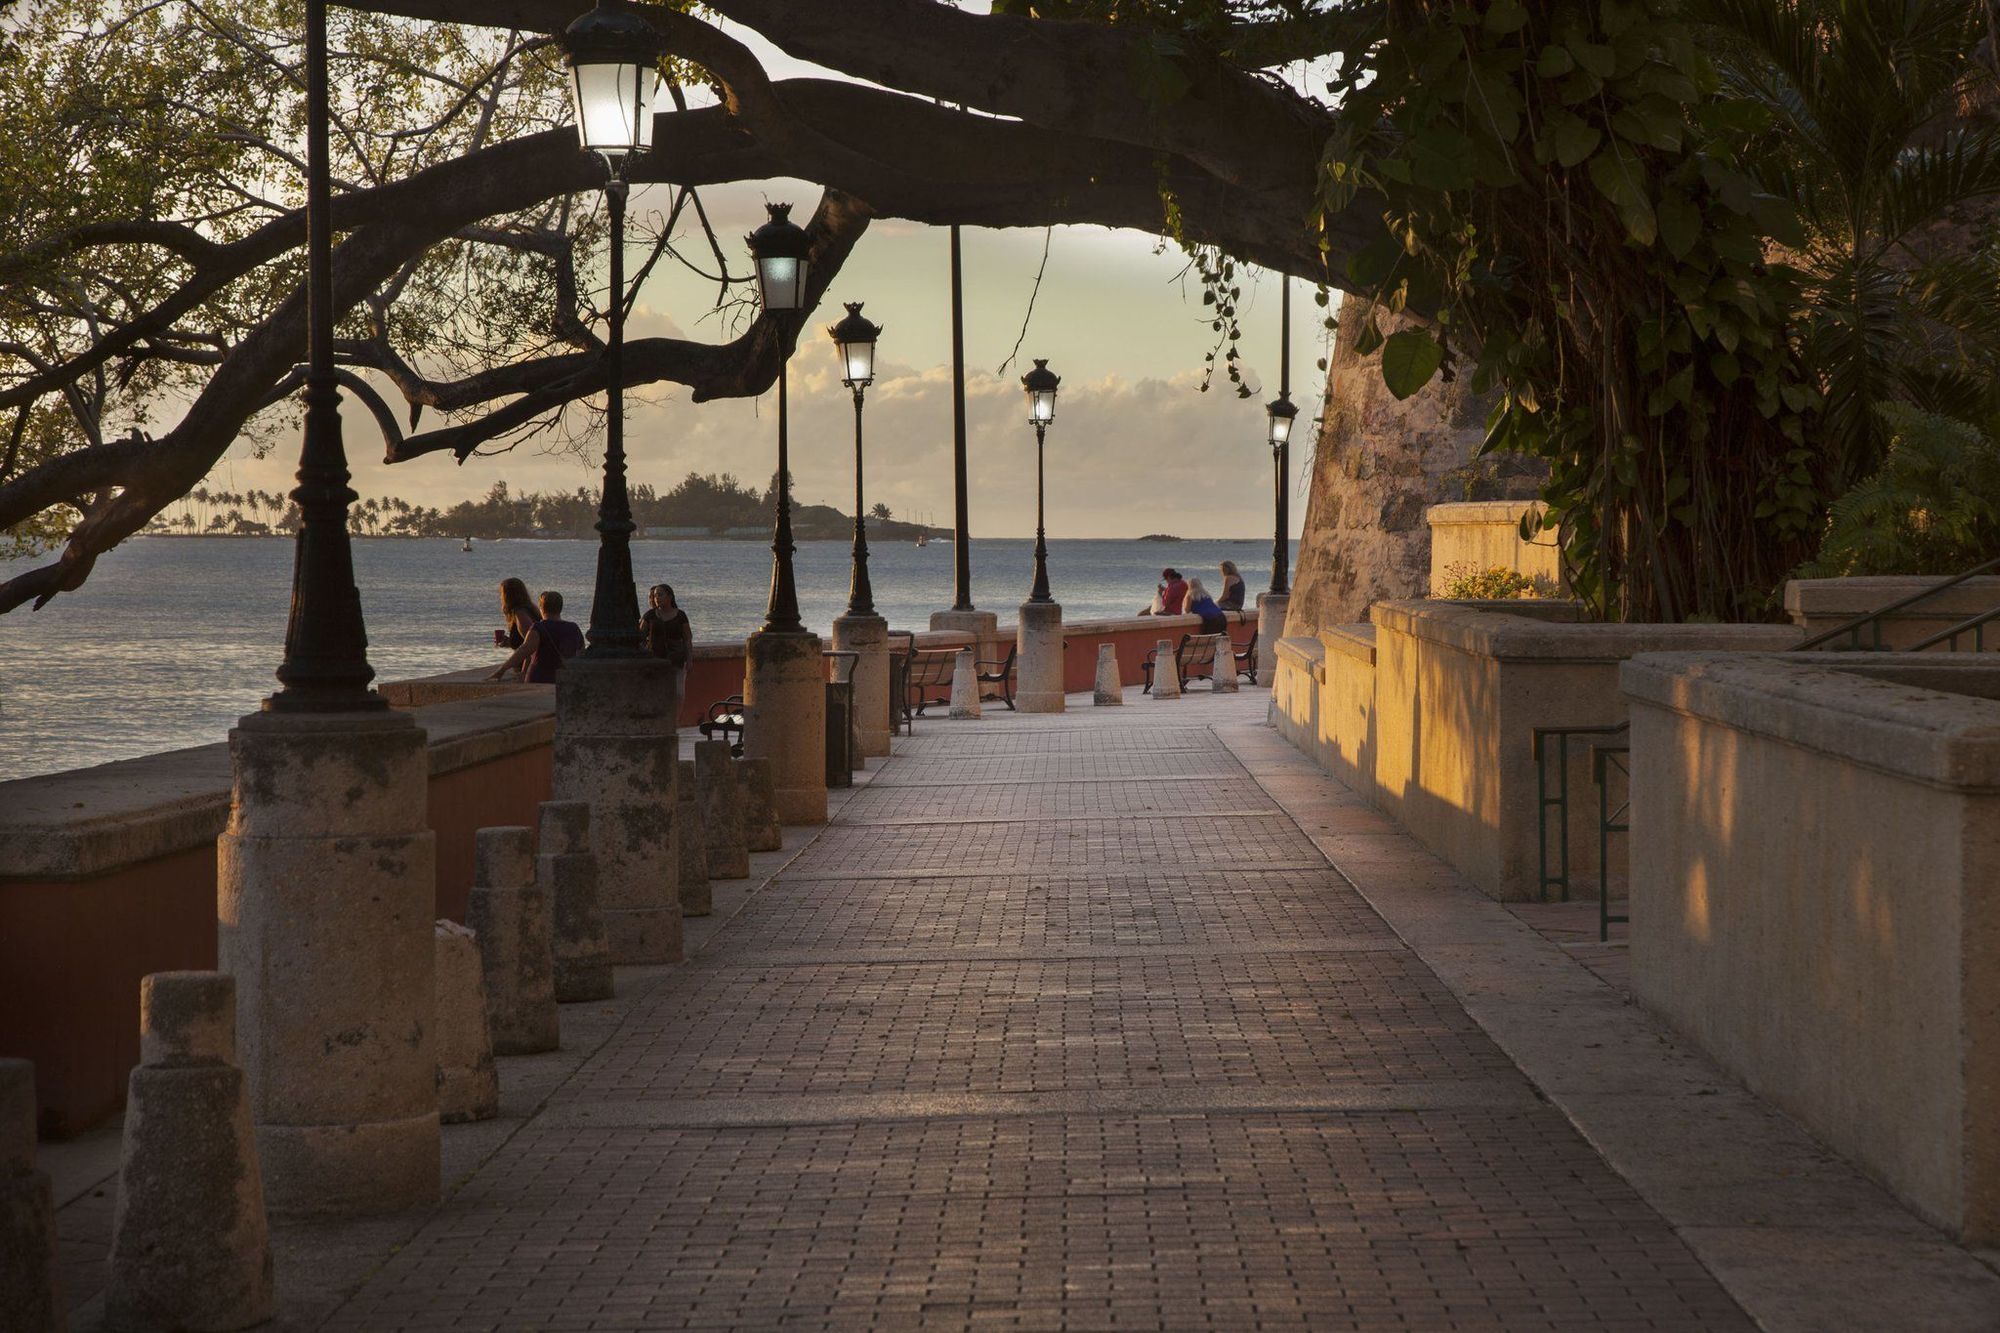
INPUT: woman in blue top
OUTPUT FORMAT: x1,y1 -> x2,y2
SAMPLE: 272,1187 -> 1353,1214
1183,576 -> 1229,636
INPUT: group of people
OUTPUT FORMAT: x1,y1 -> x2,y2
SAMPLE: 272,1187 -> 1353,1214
488,577 -> 692,691
1145,561 -> 1246,636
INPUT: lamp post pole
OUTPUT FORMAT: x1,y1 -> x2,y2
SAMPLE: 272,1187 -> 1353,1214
584,169 -> 642,657
1028,422 -> 1052,604
765,321 -> 803,633
1272,277 -> 1292,596
846,385 -> 875,617
949,224 -> 973,611
269,0 -> 378,713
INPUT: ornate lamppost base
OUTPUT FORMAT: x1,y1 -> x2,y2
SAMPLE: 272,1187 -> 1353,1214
744,628 -> 828,825
217,706 -> 439,1219
1016,600 -> 1066,713
552,656 -> 684,964
832,613 -> 892,757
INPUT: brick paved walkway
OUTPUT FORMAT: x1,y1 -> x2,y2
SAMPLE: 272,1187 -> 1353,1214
322,695 -> 1751,1331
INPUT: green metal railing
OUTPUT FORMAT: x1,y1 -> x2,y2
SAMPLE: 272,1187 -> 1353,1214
1591,740 -> 1630,942
1792,554 -> 2000,652
1533,722 -> 1629,903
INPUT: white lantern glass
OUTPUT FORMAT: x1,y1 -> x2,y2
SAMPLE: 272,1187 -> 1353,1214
1030,389 -> 1057,424
569,58 -> 659,160
1268,411 -> 1293,446
842,341 -> 875,386
757,255 -> 807,312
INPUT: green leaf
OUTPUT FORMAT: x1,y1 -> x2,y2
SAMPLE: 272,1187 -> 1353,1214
1546,112 -> 1602,168
1536,45 -> 1576,78
1658,191 -> 1700,259
1380,329 -> 1445,400
1566,37 -> 1616,78
1483,0 -> 1529,34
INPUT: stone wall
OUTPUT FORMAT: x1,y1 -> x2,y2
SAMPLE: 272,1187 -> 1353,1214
1287,294 -> 1542,637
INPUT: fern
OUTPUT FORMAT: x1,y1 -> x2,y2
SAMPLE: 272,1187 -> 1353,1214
1801,404 -> 2000,576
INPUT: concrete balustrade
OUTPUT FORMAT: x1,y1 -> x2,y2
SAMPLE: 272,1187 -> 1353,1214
1623,652 -> 2000,1243
1271,600 -> 1800,901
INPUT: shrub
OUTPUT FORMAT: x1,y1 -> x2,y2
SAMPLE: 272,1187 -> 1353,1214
1438,564 -> 1551,601
1799,405 -> 2000,578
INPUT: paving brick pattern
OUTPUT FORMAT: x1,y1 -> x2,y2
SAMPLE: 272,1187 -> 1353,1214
321,696 -> 1750,1331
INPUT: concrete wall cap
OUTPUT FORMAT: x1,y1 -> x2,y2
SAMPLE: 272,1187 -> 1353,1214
1372,598 -> 1802,661
1621,651 -> 2000,789
1319,624 -> 1377,665
1425,499 -> 1547,527
1783,574 -> 2000,617
0,691 -> 553,881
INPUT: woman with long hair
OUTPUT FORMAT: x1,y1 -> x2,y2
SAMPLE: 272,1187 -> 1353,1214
1184,576 -> 1229,635
1217,560 -> 1246,611
494,577 -> 538,679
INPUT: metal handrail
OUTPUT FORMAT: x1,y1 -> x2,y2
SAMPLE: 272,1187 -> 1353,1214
1591,741 -> 1631,944
1532,722 -> 1630,902
1792,554 -> 2000,652
1904,604 -> 2000,653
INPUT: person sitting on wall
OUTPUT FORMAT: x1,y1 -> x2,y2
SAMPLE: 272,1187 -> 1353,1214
1217,560 -> 1247,611
491,576 -> 540,681
488,589 -> 584,683
1160,568 -> 1188,615
641,582 -> 693,701
1184,576 -> 1229,636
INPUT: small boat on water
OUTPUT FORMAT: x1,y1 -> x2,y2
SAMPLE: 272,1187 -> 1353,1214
915,532 -> 930,548
461,537 -> 473,552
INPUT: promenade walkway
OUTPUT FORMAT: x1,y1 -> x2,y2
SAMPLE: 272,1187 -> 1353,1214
54,689 -> 2000,1329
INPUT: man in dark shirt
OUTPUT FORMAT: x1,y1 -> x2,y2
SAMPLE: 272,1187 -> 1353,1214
488,590 -> 583,683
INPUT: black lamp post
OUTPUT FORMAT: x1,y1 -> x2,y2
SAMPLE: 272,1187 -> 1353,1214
1020,358 -> 1060,604
746,202 -> 813,635
267,0 -> 381,713
828,302 -> 882,618
1265,390 -> 1297,596
563,0 -> 665,659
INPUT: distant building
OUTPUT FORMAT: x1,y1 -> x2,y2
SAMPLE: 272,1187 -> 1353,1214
639,526 -> 710,538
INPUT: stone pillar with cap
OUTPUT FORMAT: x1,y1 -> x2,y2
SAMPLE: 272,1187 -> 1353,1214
539,800 -> 613,1003
467,827 -> 559,1056
1153,639 -> 1182,699
217,708 -> 438,1218
1016,601 -> 1065,713
949,648 -> 982,719
744,629 -> 827,827
675,759 -> 712,916
1213,637 -> 1241,693
433,922 -> 499,1123
552,657 -> 682,964
737,757 -> 783,853
0,1059 -> 61,1332
106,971 -> 274,1332
1093,643 -> 1124,705
694,741 -> 750,879
1256,591 -> 1290,674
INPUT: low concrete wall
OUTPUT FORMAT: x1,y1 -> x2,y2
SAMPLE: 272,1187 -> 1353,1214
1427,500 -> 1561,595
1269,600 -> 1800,900
384,642 -> 748,727
1785,576 -> 2000,651
1051,610 -> 1258,693
1271,637 -> 1325,757
1623,652 -> 2000,1242
0,691 -> 555,1138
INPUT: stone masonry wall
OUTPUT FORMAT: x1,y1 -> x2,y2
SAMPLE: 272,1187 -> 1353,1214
1287,293 -> 1543,637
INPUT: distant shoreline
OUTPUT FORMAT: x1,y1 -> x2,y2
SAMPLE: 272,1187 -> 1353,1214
129,532 -> 1276,544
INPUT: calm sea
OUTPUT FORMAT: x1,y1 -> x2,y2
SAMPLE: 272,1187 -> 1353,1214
0,535 -> 1291,779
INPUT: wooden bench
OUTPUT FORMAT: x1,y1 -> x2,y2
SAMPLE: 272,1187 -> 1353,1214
1234,628 -> 1258,685
1141,633 -> 1226,693
699,694 -> 747,755
976,643 -> 1017,710
905,648 -> 960,717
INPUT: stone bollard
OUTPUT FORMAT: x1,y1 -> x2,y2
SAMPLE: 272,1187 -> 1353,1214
676,760 -> 712,916
743,628 -> 828,825
694,741 -> 750,880
218,708 -> 437,1217
1256,591 -> 1290,670
832,612 -> 892,757
1093,643 -> 1124,706
949,648 -> 983,719
738,757 -> 783,853
433,922 -> 499,1123
538,801 -> 613,1003
106,972 -> 274,1333
0,1059 -> 62,1333
553,656 -> 682,964
1016,600 -> 1066,713
1153,639 -> 1182,699
467,827 -> 559,1056
1213,637 -> 1241,693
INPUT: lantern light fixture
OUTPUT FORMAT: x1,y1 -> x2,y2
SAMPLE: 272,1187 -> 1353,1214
746,202 -> 813,313
562,0 -> 667,164
1266,389 -> 1299,448
1022,358 -> 1060,425
828,302 -> 882,389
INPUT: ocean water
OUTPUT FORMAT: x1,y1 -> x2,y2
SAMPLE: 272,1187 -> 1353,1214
0,534 -> 1291,779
